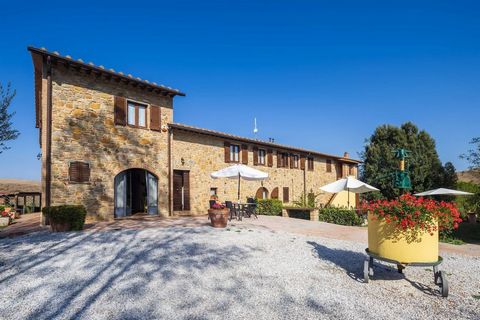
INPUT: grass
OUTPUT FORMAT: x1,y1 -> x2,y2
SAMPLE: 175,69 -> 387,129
440,222 -> 480,245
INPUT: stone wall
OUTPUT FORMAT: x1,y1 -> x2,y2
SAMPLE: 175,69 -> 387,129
48,66 -> 173,220
171,129 -> 357,215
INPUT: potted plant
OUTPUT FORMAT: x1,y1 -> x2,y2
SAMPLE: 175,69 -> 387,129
362,193 -> 462,263
0,209 -> 11,227
208,202 -> 229,228
42,205 -> 87,232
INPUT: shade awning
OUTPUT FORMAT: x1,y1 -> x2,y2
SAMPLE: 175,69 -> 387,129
414,188 -> 474,196
320,176 -> 379,194
211,164 -> 268,181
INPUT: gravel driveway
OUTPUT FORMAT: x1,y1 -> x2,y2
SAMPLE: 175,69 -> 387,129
0,226 -> 479,319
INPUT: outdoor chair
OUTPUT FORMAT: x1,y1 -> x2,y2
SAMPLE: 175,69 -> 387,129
245,198 -> 258,219
225,201 -> 236,221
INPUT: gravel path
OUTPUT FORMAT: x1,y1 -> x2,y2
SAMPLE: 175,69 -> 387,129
0,226 -> 479,320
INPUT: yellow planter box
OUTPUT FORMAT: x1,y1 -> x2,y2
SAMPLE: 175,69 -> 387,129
367,212 -> 438,263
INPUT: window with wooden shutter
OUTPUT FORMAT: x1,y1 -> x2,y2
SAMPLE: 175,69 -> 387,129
241,144 -> 248,164
307,157 -> 314,171
291,155 -> 299,169
300,155 -> 306,170
114,96 -> 127,126
150,105 -> 161,131
267,149 -> 273,167
69,161 -> 90,183
326,159 -> 332,172
253,146 -> 258,165
283,187 -> 289,203
224,142 -> 231,163
271,187 -> 279,199
258,149 -> 266,165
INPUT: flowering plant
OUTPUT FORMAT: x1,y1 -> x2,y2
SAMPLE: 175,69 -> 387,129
211,202 -> 226,210
361,193 -> 462,236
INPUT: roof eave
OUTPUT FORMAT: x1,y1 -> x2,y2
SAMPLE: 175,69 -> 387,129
27,46 -> 186,97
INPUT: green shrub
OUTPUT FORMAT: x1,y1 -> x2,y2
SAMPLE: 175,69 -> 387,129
319,207 -> 363,226
287,209 -> 311,220
256,199 -> 283,216
42,205 -> 87,231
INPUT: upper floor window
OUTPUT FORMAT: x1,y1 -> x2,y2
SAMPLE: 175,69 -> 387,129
230,144 -> 240,162
349,165 -> 355,176
127,101 -> 147,128
292,155 -> 299,168
258,149 -> 266,165
326,159 -> 332,172
278,152 -> 288,168
307,157 -> 314,171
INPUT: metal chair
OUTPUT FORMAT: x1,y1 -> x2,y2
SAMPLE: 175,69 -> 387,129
225,201 -> 236,221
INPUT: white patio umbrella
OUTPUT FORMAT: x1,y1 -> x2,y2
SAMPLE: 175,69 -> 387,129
414,188 -> 474,196
320,176 -> 379,208
211,164 -> 268,201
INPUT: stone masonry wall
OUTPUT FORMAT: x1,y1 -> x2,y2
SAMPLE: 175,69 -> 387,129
49,66 -> 173,220
172,130 -> 357,215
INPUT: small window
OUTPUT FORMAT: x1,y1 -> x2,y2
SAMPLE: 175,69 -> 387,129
69,161 -> 90,183
292,155 -> 299,168
210,188 -> 218,196
326,159 -> 332,172
258,149 -> 266,165
307,157 -> 314,171
230,144 -> 240,162
349,165 -> 355,176
278,152 -> 288,168
127,101 -> 147,128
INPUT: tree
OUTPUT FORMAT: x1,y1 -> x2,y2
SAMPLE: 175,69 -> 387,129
0,82 -> 19,153
460,137 -> 480,170
360,122 -> 453,199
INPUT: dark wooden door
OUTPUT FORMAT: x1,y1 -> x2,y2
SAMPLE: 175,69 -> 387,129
173,170 -> 190,211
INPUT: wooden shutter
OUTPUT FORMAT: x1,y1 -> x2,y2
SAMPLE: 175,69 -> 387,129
150,105 -> 161,131
277,152 -> 281,167
271,187 -> 279,199
114,96 -> 127,126
308,157 -> 314,171
289,154 -> 294,169
241,144 -> 248,164
300,155 -> 306,170
69,161 -> 90,183
183,171 -> 190,210
326,159 -> 332,172
283,187 -> 289,203
224,142 -> 230,163
253,146 -> 258,165
267,149 -> 273,167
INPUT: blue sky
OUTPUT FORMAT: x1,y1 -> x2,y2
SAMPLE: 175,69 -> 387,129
0,0 -> 479,180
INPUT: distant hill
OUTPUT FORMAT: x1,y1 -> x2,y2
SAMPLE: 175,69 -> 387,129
457,170 -> 480,184
0,179 -> 41,194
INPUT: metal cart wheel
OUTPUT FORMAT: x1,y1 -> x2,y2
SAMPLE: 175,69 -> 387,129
364,259 -> 370,283
437,271 -> 449,297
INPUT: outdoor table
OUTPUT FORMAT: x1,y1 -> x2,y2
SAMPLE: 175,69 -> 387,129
233,203 -> 255,221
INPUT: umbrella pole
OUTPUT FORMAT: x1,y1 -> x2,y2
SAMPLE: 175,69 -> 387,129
348,188 -> 350,208
238,174 -> 241,201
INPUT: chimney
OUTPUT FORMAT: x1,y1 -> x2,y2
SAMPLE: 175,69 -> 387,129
343,152 -> 349,158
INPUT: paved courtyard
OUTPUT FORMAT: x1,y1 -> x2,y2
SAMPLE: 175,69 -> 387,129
0,218 -> 479,319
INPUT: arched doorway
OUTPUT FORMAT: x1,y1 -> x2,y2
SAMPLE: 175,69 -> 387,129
255,187 -> 269,200
114,168 -> 158,218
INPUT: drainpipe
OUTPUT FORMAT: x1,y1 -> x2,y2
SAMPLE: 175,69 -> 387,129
168,127 -> 173,216
45,56 -> 52,208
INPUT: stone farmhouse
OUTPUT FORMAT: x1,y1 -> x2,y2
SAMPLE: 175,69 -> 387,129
29,46 -> 361,221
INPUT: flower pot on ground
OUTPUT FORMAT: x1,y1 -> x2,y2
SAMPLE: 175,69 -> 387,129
42,205 -> 87,232
208,203 -> 229,228
363,194 -> 462,263
467,213 -> 477,224
0,217 -> 10,227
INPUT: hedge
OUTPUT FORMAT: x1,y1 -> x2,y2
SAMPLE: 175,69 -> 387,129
256,199 -> 283,216
318,207 -> 363,226
42,205 -> 87,231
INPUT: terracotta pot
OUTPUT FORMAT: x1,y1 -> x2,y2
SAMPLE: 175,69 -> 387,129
208,208 -> 229,228
50,221 -> 71,232
467,213 -> 477,224
368,212 -> 438,263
